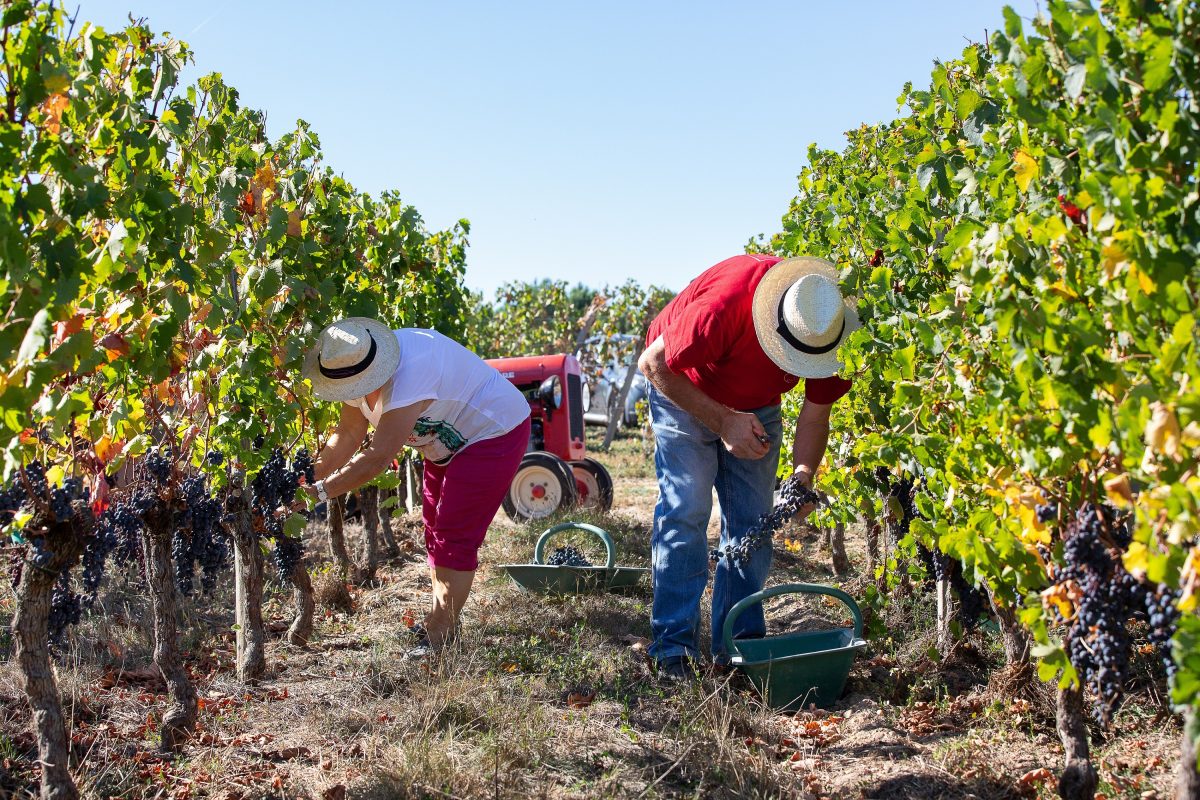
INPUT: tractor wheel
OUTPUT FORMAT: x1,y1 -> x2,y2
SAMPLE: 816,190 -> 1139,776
570,458 -> 613,513
503,452 -> 579,522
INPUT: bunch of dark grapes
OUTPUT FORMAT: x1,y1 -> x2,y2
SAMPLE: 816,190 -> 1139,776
1057,502 -> 1139,726
48,569 -> 82,645
250,448 -> 312,584
546,546 -> 592,567
1143,583 -> 1181,680
251,448 -> 300,537
710,474 -> 820,565
23,462 -> 50,506
271,534 -> 304,582
170,474 -> 230,596
293,448 -> 315,486
144,451 -> 171,485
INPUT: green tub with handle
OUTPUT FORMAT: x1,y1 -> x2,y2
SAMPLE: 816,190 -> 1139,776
499,522 -> 649,594
723,583 -> 866,711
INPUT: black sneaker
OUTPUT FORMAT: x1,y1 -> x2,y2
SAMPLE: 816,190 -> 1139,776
656,656 -> 699,683
401,636 -> 435,661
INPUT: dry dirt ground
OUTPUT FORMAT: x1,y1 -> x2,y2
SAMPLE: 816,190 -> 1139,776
0,430 -> 1183,799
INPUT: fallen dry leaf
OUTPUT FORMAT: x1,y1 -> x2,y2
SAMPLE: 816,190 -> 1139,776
566,689 -> 596,709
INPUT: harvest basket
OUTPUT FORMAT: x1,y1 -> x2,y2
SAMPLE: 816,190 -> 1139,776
724,583 -> 866,711
499,522 -> 648,594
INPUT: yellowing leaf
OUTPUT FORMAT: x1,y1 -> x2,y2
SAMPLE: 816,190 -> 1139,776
1123,541 -> 1149,578
1181,421 -> 1200,449
1104,473 -> 1134,507
1145,402 -> 1182,460
253,162 -> 276,191
40,93 -> 68,135
94,436 -> 123,464
1041,582 -> 1080,620
46,464 -> 65,488
1012,150 -> 1039,193
1100,238 -> 1129,282
1128,262 -> 1157,295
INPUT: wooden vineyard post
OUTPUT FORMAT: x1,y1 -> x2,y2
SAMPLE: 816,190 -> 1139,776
404,457 -> 422,513
358,486 -> 380,584
286,552 -> 315,647
141,513 -> 198,751
226,478 -> 267,683
1055,684 -> 1097,800
935,575 -> 953,655
829,521 -> 849,576
1178,708 -> 1200,800
13,525 -> 84,800
327,495 -> 356,581
377,485 -> 400,559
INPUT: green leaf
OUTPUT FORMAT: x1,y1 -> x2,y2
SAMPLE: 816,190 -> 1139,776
955,89 -> 984,120
1064,63 -> 1087,100
1142,35 -> 1174,92
17,309 -> 50,364
1,1 -> 32,27
283,512 -> 308,539
893,344 -> 916,380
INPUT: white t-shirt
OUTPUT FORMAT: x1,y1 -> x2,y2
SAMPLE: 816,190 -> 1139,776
357,329 -> 529,464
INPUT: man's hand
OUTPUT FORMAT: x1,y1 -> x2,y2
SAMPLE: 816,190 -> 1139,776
720,411 -> 771,459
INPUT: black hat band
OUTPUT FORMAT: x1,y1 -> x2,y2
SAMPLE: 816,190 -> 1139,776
318,332 -> 378,379
776,293 -> 844,356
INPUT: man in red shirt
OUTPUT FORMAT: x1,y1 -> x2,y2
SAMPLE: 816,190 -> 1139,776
638,254 -> 859,680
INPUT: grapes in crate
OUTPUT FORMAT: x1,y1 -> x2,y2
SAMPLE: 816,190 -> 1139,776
546,546 -> 592,567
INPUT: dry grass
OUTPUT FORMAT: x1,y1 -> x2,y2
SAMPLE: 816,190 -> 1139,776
0,429 -> 1184,799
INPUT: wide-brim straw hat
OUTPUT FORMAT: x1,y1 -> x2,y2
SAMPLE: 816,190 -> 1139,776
301,317 -> 400,402
751,256 -> 860,379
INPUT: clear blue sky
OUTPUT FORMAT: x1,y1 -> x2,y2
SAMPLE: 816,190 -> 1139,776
76,1 -> 1037,297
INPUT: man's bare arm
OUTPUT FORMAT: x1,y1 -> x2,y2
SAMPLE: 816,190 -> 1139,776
638,336 -> 770,460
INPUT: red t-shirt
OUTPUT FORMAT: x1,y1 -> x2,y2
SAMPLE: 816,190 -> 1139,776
646,254 -> 852,411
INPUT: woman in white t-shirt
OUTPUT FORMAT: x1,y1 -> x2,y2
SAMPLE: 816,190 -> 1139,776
300,317 -> 531,653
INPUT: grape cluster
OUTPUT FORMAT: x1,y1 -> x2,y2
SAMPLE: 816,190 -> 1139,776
1035,502 -> 1058,524
271,534 -> 304,582
0,479 -> 24,528
546,546 -> 591,567
250,448 -> 312,584
48,569 -> 82,645
1057,502 -> 1140,726
709,474 -> 820,565
144,451 -> 172,484
251,448 -> 300,537
171,474 -> 230,596
1143,583 -> 1181,680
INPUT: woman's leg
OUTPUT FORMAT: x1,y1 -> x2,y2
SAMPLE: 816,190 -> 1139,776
422,418 -> 531,648
425,565 -> 475,647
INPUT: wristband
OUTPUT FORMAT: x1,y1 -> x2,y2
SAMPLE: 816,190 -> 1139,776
314,479 -> 329,503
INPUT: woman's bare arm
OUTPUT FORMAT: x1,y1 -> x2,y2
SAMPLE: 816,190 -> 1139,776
318,400 -> 432,497
313,404 -> 370,481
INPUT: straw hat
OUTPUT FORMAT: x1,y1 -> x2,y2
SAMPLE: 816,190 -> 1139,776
302,317 -> 400,402
751,257 -> 860,379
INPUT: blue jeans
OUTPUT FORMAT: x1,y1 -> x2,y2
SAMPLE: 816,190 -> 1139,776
648,387 -> 782,664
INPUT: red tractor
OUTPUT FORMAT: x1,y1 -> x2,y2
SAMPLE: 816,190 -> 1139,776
486,353 -> 614,521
